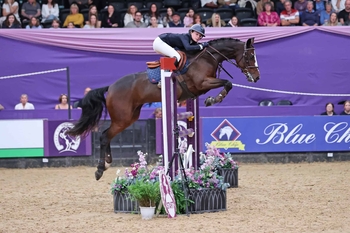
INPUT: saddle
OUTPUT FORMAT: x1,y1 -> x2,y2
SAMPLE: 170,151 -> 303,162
146,51 -> 187,71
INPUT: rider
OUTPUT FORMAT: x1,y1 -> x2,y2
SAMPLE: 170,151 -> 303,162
153,24 -> 209,69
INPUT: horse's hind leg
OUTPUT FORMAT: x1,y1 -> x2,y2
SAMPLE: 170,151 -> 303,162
95,123 -> 123,180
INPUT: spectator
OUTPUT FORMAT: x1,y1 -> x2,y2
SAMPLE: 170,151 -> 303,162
76,87 -> 91,108
218,0 -> 237,10
321,103 -> 336,116
168,12 -> 184,27
183,8 -> 195,27
144,3 -> 162,26
68,0 -> 89,10
323,12 -> 341,25
226,15 -> 239,27
206,13 -> 226,27
148,16 -> 164,28
201,0 -> 218,8
55,94 -> 72,109
294,0 -> 308,16
1,13 -> 21,28
101,4 -> 119,28
85,5 -> 100,27
258,2 -> 281,26
0,0 -> 20,26
237,0 -> 257,11
320,2 -> 334,25
162,7 -> 175,27
178,100 -> 186,107
276,0 -> 286,15
66,21 -> 75,28
50,18 -> 60,28
339,100 -> 350,115
338,0 -> 350,25
331,0 -> 346,12
41,0 -> 59,23
301,1 -> 319,26
314,0 -> 325,14
153,107 -> 162,119
83,14 -> 99,28
0,104 -> 4,110
25,16 -> 42,28
125,11 -> 147,28
124,4 -> 138,27
21,0 -> 41,23
63,4 -> 84,28
280,0 -> 300,26
192,13 -> 206,27
144,102 -> 162,108
256,0 -> 274,15
15,94 -> 35,110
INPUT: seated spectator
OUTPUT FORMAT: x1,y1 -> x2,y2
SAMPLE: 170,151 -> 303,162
50,18 -> 60,28
192,13 -> 206,27
101,4 -> 119,28
331,0 -> 346,12
0,0 -> 20,26
238,0 -> 257,12
321,103 -> 336,116
68,0 -> 89,10
25,16 -> 42,28
226,15 -> 239,27
15,94 -> 35,110
276,0 -> 286,15
294,0 -> 307,16
148,16 -> 164,28
320,2 -> 334,25
124,4 -> 138,27
338,0 -> 350,25
66,21 -> 76,28
63,4 -> 84,28
256,0 -> 274,15
339,100 -> 350,115
41,0 -> 59,23
206,13 -> 226,27
218,0 -> 238,10
76,87 -> 91,108
55,94 -> 72,109
21,0 -> 41,23
0,104 -> 4,110
125,11 -> 147,28
183,8 -> 195,27
314,0 -> 325,13
83,14 -> 99,28
144,3 -> 162,26
168,12 -> 185,27
301,1 -> 319,26
201,0 -> 218,8
323,12 -> 341,25
258,2 -> 281,26
1,13 -> 21,28
153,107 -> 162,119
85,5 -> 100,27
280,0 -> 300,26
162,7 -> 174,27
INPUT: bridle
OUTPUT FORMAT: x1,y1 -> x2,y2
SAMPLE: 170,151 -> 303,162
206,44 -> 259,82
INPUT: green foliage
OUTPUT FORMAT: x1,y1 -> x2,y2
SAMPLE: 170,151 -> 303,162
127,180 -> 161,207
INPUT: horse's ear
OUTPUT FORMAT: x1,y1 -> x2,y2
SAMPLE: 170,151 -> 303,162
246,37 -> 255,48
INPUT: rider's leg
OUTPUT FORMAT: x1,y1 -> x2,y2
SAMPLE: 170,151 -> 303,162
153,37 -> 181,64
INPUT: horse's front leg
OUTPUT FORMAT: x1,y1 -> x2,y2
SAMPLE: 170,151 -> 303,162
202,79 -> 232,107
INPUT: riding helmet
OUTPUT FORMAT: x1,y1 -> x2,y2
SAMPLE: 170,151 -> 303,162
189,24 -> 205,37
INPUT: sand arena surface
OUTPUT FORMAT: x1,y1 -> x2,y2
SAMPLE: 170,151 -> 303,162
0,162 -> 349,233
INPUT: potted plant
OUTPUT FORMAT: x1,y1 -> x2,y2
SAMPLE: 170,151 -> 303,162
127,180 -> 161,220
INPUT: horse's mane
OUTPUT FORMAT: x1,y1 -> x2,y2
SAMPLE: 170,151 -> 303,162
208,37 -> 241,45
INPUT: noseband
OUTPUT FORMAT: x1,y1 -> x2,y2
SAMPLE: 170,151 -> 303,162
207,45 -> 259,82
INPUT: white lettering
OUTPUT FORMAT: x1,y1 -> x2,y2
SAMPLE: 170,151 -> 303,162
324,122 -> 350,143
256,123 -> 316,145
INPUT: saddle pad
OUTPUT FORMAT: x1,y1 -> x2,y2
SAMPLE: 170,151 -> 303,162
147,67 -> 161,84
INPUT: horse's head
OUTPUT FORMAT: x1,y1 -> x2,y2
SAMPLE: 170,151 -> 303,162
207,37 -> 260,83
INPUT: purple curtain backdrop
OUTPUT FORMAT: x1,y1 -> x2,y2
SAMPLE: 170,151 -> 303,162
0,29 -> 349,111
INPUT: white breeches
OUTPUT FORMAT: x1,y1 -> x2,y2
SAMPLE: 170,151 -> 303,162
153,37 -> 181,62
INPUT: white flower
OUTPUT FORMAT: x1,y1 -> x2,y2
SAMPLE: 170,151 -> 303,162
116,169 -> 121,175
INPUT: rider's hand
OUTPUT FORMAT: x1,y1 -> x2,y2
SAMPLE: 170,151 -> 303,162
202,42 -> 209,48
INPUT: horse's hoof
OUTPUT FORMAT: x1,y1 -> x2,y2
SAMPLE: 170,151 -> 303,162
95,169 -> 104,181
204,97 -> 214,107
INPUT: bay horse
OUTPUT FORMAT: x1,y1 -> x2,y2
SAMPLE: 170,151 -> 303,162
67,37 -> 260,180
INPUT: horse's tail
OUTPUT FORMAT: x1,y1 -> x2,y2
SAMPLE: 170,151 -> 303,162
67,86 -> 109,136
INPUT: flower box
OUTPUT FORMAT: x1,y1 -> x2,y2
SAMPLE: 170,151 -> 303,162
188,188 -> 227,213
217,168 -> 238,188
113,191 -> 139,213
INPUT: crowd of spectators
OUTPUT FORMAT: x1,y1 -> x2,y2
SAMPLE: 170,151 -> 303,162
0,0 -> 349,28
